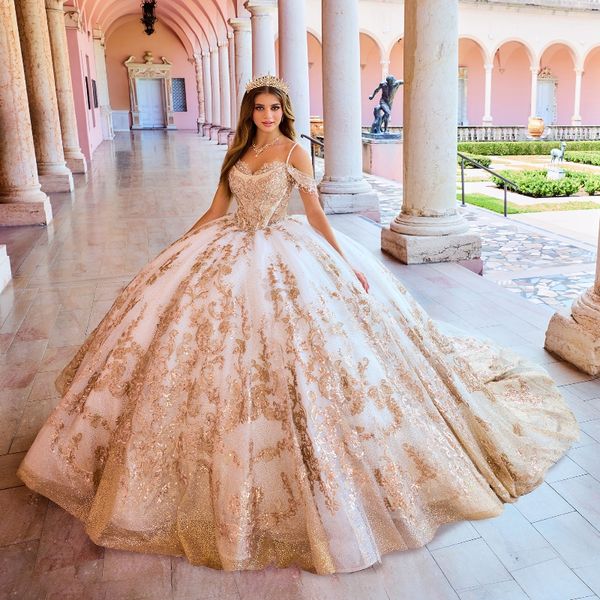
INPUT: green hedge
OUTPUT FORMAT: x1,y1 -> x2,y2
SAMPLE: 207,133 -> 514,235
490,169 -> 599,198
458,141 -> 600,156
457,154 -> 492,169
564,151 -> 600,167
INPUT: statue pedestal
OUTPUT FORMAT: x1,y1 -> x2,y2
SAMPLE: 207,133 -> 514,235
362,135 -> 403,183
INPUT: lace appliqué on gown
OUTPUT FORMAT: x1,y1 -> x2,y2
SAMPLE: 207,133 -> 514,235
17,149 -> 579,575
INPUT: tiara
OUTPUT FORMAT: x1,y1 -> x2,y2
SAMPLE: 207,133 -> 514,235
245,75 -> 289,95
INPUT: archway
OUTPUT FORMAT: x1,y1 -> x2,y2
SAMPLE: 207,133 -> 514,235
359,32 -> 383,128
458,38 -> 486,126
582,46 -> 600,124
539,43 -> 576,125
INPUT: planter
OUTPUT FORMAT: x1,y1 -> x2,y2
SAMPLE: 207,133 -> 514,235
528,116 -> 545,139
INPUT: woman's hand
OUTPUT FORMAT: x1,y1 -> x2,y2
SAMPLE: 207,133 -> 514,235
353,268 -> 370,293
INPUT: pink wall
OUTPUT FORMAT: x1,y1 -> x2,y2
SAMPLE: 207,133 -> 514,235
389,40 -> 404,127
105,18 -> 198,130
459,39 -> 485,126
307,33 -> 323,118
582,47 -> 600,124
541,45 -> 575,125
360,33 -> 382,128
491,42 -> 531,126
66,27 -> 103,163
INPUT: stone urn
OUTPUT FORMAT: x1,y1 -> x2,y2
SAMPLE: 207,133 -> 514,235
528,116 -> 545,139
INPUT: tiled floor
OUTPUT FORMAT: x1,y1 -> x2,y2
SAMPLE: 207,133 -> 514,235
0,132 -> 599,600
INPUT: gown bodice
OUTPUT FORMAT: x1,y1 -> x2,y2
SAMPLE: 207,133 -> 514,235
228,158 -> 317,231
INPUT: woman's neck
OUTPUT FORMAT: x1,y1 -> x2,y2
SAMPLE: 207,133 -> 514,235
253,129 -> 282,146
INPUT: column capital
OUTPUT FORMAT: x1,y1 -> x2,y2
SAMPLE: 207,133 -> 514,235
574,67 -> 584,76
530,66 -> 539,75
64,8 -> 83,31
244,0 -> 276,17
228,17 -> 251,32
484,62 -> 494,72
92,28 -> 105,44
45,0 -> 65,11
210,47 -> 218,55
380,59 -> 390,66
218,40 -> 228,49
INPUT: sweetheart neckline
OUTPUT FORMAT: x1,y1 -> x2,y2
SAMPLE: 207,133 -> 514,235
235,160 -> 289,176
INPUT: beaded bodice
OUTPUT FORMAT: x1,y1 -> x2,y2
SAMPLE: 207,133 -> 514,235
228,159 -> 317,231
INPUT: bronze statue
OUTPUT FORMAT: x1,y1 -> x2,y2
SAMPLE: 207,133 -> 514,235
369,75 -> 403,134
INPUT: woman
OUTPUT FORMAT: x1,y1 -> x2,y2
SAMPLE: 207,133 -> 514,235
18,75 -> 578,575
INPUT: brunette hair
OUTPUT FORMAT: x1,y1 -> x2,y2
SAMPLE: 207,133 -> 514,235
219,86 -> 297,194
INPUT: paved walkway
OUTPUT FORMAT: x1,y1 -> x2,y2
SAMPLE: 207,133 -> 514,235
0,133 -> 598,600
357,167 -> 598,311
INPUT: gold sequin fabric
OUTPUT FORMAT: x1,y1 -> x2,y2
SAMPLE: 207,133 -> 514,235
18,160 -> 579,574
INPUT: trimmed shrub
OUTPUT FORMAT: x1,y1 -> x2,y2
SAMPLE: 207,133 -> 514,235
584,175 -> 600,196
564,151 -> 600,167
491,170 -> 583,198
458,141 -> 600,156
457,154 -> 492,169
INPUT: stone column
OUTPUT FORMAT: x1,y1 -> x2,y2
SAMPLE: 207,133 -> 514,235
545,225 -> 600,375
15,0 -> 73,193
483,62 -> 493,126
201,50 -> 212,137
45,0 -> 87,174
193,53 -> 206,129
0,0 -> 52,226
228,33 -> 237,135
572,67 -> 583,126
380,59 -> 390,80
210,47 -> 221,141
278,0 -> 311,152
319,0 -> 378,214
229,18 -> 252,115
218,40 -> 232,144
530,66 -> 538,118
381,0 -> 480,264
244,0 -> 276,76
93,29 -> 113,141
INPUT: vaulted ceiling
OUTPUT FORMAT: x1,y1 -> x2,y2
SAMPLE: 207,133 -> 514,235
65,0 -> 248,54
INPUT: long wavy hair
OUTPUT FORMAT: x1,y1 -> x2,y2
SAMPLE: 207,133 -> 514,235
219,86 -> 297,194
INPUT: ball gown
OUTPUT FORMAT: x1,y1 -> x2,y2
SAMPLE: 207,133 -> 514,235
18,147 -> 579,574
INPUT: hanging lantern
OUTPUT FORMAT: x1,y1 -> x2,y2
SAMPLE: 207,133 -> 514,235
141,1 -> 157,36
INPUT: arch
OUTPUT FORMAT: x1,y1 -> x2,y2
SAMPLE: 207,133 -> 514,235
539,40 -> 581,70
359,28 -> 386,62
459,35 -> 490,65
492,40 -> 534,126
492,38 -> 536,67
459,37 -> 487,126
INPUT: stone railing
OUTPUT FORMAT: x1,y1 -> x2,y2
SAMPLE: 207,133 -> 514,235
462,0 -> 600,11
457,125 -> 600,141
362,125 -> 600,142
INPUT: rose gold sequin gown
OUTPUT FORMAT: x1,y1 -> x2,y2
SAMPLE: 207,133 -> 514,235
18,155 -> 579,574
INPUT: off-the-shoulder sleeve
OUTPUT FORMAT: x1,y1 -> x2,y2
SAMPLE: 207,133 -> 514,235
287,164 -> 318,195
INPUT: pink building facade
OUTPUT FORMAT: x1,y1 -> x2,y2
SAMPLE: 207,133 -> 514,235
31,0 -> 600,169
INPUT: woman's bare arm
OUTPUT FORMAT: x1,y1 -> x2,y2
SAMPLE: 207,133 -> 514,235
185,181 -> 231,235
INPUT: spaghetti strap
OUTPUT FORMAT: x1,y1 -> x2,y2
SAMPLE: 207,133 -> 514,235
285,142 -> 298,165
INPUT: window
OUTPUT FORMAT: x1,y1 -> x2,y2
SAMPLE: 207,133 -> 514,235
172,78 -> 187,112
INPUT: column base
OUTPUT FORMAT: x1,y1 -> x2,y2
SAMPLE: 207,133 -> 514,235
0,198 -> 53,226
571,116 -> 582,126
381,229 -> 481,265
0,245 -> 12,294
545,311 -> 600,376
210,125 -> 221,141
482,117 -> 493,126
202,123 -> 212,137
38,170 -> 74,193
65,153 -> 87,175
227,131 -> 235,147
218,128 -> 231,145
320,190 -> 380,215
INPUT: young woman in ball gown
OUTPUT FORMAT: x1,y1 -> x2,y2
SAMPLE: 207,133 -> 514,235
18,75 -> 578,575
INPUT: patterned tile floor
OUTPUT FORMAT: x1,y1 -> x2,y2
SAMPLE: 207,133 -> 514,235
357,170 -> 598,310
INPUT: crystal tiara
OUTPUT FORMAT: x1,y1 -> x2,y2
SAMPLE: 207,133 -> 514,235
245,75 -> 290,95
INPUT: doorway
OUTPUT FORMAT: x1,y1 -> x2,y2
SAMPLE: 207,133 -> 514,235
136,78 -> 166,128
537,78 -> 557,125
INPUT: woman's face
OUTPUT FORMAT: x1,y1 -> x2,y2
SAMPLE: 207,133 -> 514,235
252,92 -> 283,134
